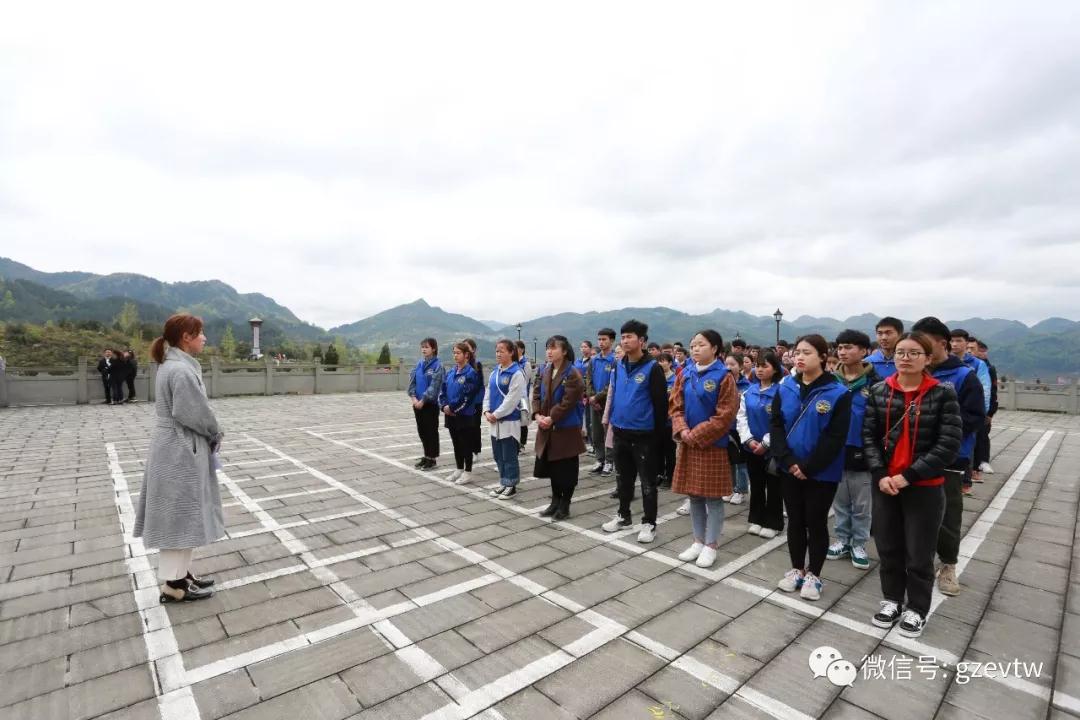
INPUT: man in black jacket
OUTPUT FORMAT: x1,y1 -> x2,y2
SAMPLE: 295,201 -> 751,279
124,350 -> 138,403
912,317 -> 985,597
96,349 -> 116,404
972,339 -> 997,474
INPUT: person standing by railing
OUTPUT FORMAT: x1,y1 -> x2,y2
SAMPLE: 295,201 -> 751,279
134,313 -> 222,603
408,337 -> 445,470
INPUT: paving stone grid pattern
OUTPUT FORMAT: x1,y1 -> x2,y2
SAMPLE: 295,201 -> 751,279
1,394 -> 1079,720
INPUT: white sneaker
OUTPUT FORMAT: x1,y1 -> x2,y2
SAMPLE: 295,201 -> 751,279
721,494 -> 733,502
602,516 -> 631,533
637,524 -> 657,543
979,462 -> 994,474
455,471 -> 471,485
676,499 -> 691,516
800,572 -> 822,601
695,545 -> 718,568
777,568 -> 803,592
747,523 -> 762,536
678,542 -> 704,561
728,492 -> 744,505
447,469 -> 463,482
759,528 -> 778,539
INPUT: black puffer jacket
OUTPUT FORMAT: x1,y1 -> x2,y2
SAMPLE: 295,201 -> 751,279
862,376 -> 962,483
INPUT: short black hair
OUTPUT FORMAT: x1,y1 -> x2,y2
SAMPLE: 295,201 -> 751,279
977,340 -> 989,351
757,350 -> 783,378
646,341 -> 660,351
776,339 -> 791,349
795,334 -> 830,361
619,319 -> 649,340
463,338 -> 477,351
694,329 -> 724,359
876,317 -> 904,333
420,337 -> 438,355
911,316 -> 950,341
673,341 -> 685,348
597,327 -> 616,340
658,352 -> 674,364
581,339 -> 593,348
950,328 -> 970,340
731,338 -> 748,350
835,329 -> 872,349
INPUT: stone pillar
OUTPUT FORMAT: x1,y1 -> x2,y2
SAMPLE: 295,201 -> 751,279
359,364 -> 366,392
265,356 -> 274,396
398,360 -> 407,391
76,356 -> 89,405
1071,380 -> 1080,415
0,363 -> 8,408
148,363 -> 158,402
314,363 -> 322,395
1005,379 -> 1017,411
209,356 -> 222,399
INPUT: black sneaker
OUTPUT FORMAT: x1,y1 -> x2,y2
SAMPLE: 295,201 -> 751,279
588,463 -> 604,475
489,487 -> 506,498
421,458 -> 436,471
898,609 -> 926,638
600,463 -> 613,476
496,486 -> 516,499
609,487 -> 619,499
872,600 -> 903,628
414,457 -> 427,468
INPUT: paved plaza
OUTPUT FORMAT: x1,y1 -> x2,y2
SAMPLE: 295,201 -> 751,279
1,392 -> 1079,720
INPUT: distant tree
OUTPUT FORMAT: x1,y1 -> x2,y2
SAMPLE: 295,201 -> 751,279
323,343 -> 340,365
331,336 -> 348,364
377,342 -> 392,365
0,290 -> 15,311
220,324 -> 237,359
115,301 -> 140,336
311,344 -> 323,362
236,340 -> 252,359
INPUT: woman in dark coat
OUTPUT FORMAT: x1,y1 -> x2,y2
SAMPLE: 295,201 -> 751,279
532,335 -> 586,520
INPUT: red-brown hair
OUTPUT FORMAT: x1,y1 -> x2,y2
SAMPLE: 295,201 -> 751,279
150,314 -> 204,363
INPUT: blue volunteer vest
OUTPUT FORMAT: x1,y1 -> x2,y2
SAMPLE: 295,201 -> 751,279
932,363 -> 977,459
682,361 -> 730,448
413,357 -> 440,398
838,372 -> 875,449
489,364 -> 522,422
866,349 -> 897,378
444,365 -> 478,416
743,382 -> 779,442
780,377 -> 849,482
610,357 -> 658,431
591,351 -> 615,392
540,367 -> 584,429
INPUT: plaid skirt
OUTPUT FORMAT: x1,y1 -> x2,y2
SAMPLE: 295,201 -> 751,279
671,442 -> 733,499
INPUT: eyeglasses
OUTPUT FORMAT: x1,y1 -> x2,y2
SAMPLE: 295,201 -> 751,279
894,350 -> 926,359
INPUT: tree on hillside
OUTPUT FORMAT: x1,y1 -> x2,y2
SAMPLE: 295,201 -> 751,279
323,343 -> 340,365
332,336 -> 348,364
220,324 -> 237,359
0,290 -> 14,311
115,301 -> 140,337
377,342 -> 392,364
311,344 -> 323,362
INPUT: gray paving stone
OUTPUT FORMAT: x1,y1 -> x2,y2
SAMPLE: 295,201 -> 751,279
536,638 -> 667,719
590,688 -> 691,719
248,625 -> 388,698
492,685 -> 580,720
457,596 -> 571,654
350,681 -> 454,719
712,601 -> 813,664
221,675 -> 361,720
5,664 -> 154,720
191,668 -> 262,720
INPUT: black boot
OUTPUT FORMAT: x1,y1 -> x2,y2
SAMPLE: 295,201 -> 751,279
540,480 -> 559,517
185,571 -> 215,589
160,578 -> 213,603
553,487 -> 574,520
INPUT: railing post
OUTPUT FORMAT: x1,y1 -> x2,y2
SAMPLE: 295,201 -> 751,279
1071,380 -> 1080,415
1005,379 -> 1017,411
265,357 -> 274,396
0,363 -> 8,408
148,362 -> 158,402
359,364 -> 366,392
76,356 -> 89,405
209,356 -> 221,399
314,363 -> 322,395
398,360 -> 407,391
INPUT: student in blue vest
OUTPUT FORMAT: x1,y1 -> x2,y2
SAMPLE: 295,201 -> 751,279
826,329 -> 882,570
576,341 -> 594,455
670,330 -> 740,567
483,339 -> 527,498
949,328 -> 992,486
772,334 -> 853,601
407,337 -> 445,470
866,317 -> 903,379
601,319 -> 669,543
439,342 -> 482,485
532,336 -> 586,520
587,329 -> 617,477
911,317 -> 985,596
723,352 -> 751,505
737,351 -> 785,538
464,338 -> 485,458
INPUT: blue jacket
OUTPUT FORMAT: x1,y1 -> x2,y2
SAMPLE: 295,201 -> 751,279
865,349 -> 897,379
439,364 -> 480,416
610,356 -> 667,434
932,356 -> 985,462
408,357 -> 444,406
962,353 -> 992,414
588,351 -> 615,396
681,361 -> 731,448
742,381 -> 779,443
769,373 -> 852,482
834,362 -> 882,471
489,364 -> 523,423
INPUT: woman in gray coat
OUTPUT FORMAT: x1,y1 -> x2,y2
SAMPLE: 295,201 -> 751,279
134,313 -> 224,603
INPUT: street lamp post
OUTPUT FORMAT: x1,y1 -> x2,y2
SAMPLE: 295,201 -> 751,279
773,308 -> 783,345
533,337 -> 538,361
516,323 -> 522,341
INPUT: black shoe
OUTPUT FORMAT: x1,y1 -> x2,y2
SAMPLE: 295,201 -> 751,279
539,499 -> 559,517
497,486 -> 517,499
414,457 -> 427,468
421,458 -> 436,471
588,463 -> 604,475
898,610 -> 926,638
102,400 -> 111,405
553,493 -> 572,520
609,488 -> 619,499
871,600 -> 903,629
185,572 -> 215,589
160,578 -> 213,603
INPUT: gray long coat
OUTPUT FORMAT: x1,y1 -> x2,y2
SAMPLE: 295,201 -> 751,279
134,347 -> 225,549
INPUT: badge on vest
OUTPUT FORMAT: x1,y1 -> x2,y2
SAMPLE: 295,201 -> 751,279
456,376 -> 465,384
940,381 -> 955,390
765,403 -> 773,414
861,387 -> 870,397
816,400 -> 832,414
703,379 -> 717,392
500,378 -> 509,387
634,373 -> 646,384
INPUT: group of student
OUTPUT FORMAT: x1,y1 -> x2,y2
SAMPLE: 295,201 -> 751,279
97,347 -> 139,404
408,315 -> 998,639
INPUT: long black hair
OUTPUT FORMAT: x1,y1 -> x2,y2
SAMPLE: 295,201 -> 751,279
544,335 -> 575,363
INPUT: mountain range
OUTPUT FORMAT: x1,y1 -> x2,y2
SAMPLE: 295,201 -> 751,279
1,256 -> 1077,379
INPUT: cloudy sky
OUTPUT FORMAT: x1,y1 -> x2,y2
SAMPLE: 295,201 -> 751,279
2,2 -> 1079,328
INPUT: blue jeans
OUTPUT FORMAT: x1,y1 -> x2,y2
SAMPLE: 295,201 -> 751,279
690,496 -> 725,546
832,469 -> 872,547
733,463 -> 749,494
492,436 -> 520,487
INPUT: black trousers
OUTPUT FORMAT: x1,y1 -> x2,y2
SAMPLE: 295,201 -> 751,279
109,377 -> 125,403
873,481 -> 945,617
471,409 -> 483,454
613,430 -> 660,525
413,403 -> 440,459
446,416 -> 473,471
936,465 -> 966,565
781,474 -> 838,575
546,454 -> 580,499
100,375 -> 111,401
126,375 -> 136,399
974,422 -> 991,467
746,452 -> 784,532
661,431 -> 677,479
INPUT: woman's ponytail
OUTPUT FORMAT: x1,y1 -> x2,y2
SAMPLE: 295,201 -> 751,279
150,337 -> 167,364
